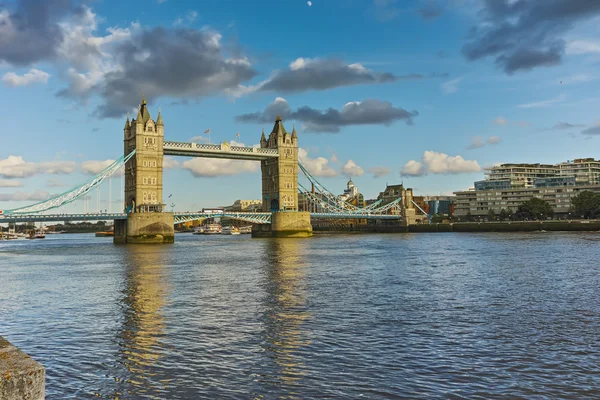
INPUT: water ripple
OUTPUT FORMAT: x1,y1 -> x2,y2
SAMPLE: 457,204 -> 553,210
1,232 -> 600,398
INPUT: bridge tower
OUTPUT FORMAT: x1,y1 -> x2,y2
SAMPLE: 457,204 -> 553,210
114,97 -> 174,244
253,115 -> 312,238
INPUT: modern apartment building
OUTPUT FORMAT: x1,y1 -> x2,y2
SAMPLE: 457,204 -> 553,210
454,185 -> 600,218
475,158 -> 600,191
474,163 -> 558,190
557,158 -> 600,186
457,158 -> 600,218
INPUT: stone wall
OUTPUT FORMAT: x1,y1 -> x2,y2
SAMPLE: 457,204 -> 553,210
252,212 -> 312,238
0,336 -> 45,400
125,212 -> 175,243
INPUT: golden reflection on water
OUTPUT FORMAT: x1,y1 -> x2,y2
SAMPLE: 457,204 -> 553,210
262,239 -> 311,392
117,245 -> 170,397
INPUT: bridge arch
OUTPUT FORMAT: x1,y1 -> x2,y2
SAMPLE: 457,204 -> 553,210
270,199 -> 279,212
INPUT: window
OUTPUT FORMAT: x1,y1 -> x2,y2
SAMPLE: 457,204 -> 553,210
143,191 -> 148,201
143,160 -> 148,167
143,177 -> 148,184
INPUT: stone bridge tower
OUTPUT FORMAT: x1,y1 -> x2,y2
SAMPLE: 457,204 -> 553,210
253,115 -> 312,238
260,115 -> 299,212
115,97 -> 174,244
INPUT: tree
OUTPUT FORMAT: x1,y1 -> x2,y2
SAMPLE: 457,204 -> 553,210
515,198 -> 554,220
487,209 -> 496,221
570,190 -> 600,219
466,210 -> 474,222
499,208 -> 508,221
431,214 -> 444,223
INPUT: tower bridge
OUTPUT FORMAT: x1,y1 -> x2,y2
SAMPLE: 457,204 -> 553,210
1,97 -> 413,244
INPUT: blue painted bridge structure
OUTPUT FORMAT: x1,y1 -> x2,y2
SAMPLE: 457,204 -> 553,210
0,211 -> 401,225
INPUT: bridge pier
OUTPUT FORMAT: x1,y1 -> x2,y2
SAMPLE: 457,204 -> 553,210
252,211 -> 312,238
114,213 -> 174,244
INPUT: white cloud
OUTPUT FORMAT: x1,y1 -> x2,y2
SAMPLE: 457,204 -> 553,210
163,157 -> 180,169
368,166 -> 390,178
0,156 -> 38,178
298,148 -> 338,177
0,156 -> 76,178
340,160 -> 364,177
566,40 -> 600,55
181,158 -> 259,177
518,94 -> 566,108
173,10 -> 198,26
81,159 -> 121,176
422,151 -> 481,174
40,161 -> 77,174
487,136 -> 501,144
2,68 -> 50,87
307,1 -> 312,6
0,190 -> 50,202
467,136 -> 485,149
441,77 -> 463,94
0,179 -> 23,187
494,116 -> 507,125
401,160 -> 425,177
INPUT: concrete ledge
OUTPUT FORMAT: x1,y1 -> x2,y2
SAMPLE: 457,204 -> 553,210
0,336 -> 45,400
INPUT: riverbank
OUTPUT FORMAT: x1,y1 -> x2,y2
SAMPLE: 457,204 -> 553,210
313,220 -> 600,233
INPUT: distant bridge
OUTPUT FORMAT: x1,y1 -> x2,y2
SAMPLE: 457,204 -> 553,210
1,211 -> 402,225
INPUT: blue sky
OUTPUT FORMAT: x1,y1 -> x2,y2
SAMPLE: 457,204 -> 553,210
1,0 -> 600,212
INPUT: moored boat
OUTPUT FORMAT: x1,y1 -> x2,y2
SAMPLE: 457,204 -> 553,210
201,224 -> 222,234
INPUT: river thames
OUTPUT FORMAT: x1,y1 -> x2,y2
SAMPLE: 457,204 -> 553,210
1,232 -> 599,398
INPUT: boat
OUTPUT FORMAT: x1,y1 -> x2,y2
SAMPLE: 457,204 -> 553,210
28,227 -> 46,239
222,226 -> 241,235
201,223 -> 222,235
239,226 -> 252,234
192,226 -> 205,235
95,231 -> 114,237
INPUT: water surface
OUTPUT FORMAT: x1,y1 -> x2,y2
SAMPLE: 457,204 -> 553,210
1,232 -> 599,398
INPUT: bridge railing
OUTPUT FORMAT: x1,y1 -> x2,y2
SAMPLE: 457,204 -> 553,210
163,141 -> 278,156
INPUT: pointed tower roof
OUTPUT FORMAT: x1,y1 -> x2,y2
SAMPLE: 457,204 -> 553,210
124,115 -> 130,130
271,114 -> 287,137
260,128 -> 266,141
135,106 -> 143,124
291,125 -> 297,139
156,108 -> 163,126
139,96 -> 152,124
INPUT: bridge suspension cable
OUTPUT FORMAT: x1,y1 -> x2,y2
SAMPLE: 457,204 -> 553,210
4,150 -> 136,215
298,162 -> 403,215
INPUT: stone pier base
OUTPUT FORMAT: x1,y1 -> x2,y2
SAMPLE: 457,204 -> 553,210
113,212 -> 175,244
252,211 -> 312,238
0,336 -> 45,400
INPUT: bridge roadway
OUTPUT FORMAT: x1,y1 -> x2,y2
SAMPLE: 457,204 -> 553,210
163,141 -> 279,161
0,212 -> 402,225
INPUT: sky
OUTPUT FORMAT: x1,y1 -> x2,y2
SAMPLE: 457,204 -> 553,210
1,0 -> 600,212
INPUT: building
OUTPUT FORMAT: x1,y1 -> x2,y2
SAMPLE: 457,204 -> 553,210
475,158 -> 600,191
454,185 -> 600,218
338,178 -> 365,207
458,157 -> 600,218
557,158 -> 600,186
474,163 -> 558,190
230,199 -> 262,212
